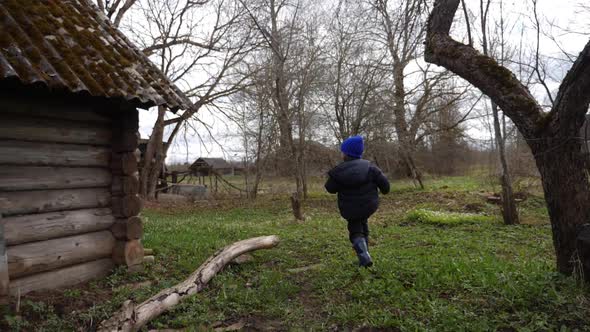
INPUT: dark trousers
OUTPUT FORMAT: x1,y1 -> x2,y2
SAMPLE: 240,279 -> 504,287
347,219 -> 369,243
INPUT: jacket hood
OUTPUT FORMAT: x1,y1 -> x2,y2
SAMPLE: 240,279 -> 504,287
329,159 -> 371,187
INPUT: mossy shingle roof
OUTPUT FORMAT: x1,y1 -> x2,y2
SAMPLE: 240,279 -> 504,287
0,0 -> 192,111
191,158 -> 233,170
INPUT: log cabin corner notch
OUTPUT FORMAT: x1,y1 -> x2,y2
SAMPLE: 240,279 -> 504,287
0,0 -> 192,298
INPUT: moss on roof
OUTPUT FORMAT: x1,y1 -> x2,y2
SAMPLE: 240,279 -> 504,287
0,0 -> 191,111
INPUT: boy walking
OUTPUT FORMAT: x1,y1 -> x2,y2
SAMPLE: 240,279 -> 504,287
325,136 -> 390,267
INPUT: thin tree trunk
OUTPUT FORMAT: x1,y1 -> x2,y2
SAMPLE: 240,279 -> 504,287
267,0 -> 304,219
251,142 -> 265,199
480,0 -> 518,224
243,158 -> 250,199
251,171 -> 262,199
392,64 -> 424,189
298,125 -> 308,200
301,161 -> 308,200
404,150 -> 424,189
290,192 -> 304,221
492,102 -> 519,224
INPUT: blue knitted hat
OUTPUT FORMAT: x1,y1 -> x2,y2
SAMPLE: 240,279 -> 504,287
341,136 -> 364,158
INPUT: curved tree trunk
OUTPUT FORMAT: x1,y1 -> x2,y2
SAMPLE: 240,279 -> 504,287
533,140 -> 590,275
425,0 -> 590,278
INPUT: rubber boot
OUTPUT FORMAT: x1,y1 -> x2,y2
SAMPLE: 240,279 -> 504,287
352,237 -> 373,267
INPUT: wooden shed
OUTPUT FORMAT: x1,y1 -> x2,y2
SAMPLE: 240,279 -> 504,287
0,0 -> 191,298
190,157 -> 234,176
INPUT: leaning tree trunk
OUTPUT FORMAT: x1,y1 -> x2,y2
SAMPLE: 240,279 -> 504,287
492,102 -> 519,225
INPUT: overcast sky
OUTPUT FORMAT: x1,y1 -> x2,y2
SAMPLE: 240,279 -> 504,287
130,0 -> 589,163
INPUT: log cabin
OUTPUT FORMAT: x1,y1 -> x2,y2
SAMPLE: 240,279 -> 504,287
0,0 -> 192,299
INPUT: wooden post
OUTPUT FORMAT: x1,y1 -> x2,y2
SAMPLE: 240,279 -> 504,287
0,217 -> 8,304
110,108 -> 144,272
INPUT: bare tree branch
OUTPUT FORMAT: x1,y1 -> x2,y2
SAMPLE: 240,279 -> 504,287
424,0 -> 543,137
113,0 -> 137,27
550,39 -> 590,132
143,38 -> 220,56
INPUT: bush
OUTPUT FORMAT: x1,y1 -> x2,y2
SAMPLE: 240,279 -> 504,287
406,208 -> 495,225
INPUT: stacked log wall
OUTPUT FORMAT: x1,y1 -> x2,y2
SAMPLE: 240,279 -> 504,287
110,107 -> 144,272
0,96 -> 118,297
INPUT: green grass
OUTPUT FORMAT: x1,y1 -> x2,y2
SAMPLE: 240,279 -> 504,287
3,176 -> 590,331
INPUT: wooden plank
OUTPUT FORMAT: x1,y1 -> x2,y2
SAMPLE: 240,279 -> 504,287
2,208 -> 115,246
0,188 -> 111,217
0,140 -> 110,167
0,219 -> 8,302
7,231 -> 115,278
9,258 -> 114,296
0,116 -> 112,145
0,166 -> 111,191
0,97 -> 112,124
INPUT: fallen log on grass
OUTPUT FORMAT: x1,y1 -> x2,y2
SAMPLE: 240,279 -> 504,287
98,235 -> 280,332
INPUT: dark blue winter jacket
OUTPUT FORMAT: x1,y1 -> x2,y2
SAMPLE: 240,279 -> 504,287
325,159 -> 390,221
